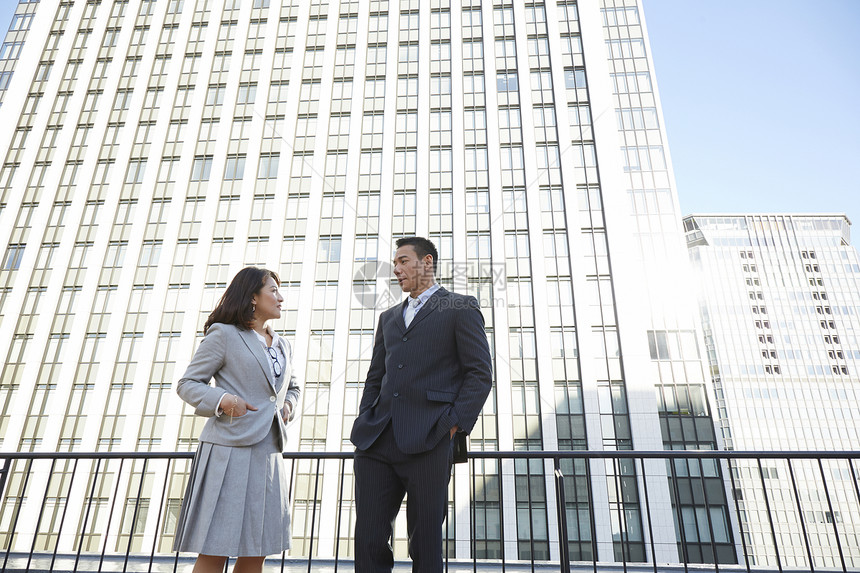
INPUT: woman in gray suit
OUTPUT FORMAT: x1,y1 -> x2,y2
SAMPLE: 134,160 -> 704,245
173,267 -> 301,573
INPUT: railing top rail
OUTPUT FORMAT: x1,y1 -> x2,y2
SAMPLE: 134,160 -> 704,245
0,450 -> 858,461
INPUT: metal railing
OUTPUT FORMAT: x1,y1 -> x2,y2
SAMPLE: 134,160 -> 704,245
1,450 -> 859,572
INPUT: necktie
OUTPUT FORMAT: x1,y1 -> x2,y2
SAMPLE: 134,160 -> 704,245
404,297 -> 420,328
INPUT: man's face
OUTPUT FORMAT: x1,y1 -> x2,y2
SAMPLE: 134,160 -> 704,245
393,245 -> 433,294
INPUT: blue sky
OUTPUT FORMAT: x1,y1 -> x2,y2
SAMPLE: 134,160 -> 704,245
644,0 -> 860,225
0,3 -> 14,46
1,2 -> 858,226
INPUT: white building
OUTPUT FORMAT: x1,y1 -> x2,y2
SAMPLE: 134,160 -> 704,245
0,0 -> 735,565
685,213 -> 860,569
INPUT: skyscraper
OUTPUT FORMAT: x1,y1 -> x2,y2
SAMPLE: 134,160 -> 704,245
0,0 -> 733,564
684,214 -> 860,569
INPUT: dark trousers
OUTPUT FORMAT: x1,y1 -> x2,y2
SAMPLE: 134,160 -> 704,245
354,422 -> 453,573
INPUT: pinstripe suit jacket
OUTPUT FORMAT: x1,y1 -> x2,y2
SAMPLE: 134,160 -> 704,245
350,287 -> 493,454
176,323 -> 301,450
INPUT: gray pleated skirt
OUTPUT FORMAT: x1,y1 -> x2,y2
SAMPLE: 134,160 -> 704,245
173,426 -> 291,557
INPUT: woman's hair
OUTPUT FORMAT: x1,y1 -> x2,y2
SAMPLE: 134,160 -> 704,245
204,266 -> 280,334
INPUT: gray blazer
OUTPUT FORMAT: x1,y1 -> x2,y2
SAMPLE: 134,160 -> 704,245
176,322 -> 301,450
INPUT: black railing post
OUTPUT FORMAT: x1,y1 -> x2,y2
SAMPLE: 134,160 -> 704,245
786,458 -> 815,571
637,457 -> 658,573
122,458 -> 148,573
173,458 -> 186,573
149,459 -> 172,573
332,458 -> 346,573
2,458 -> 33,573
498,457 -> 507,573
668,457 -> 690,573
469,457 -> 475,573
726,460 -> 751,573
50,458 -> 79,572
612,457 -> 629,573
74,457 -> 102,573
847,458 -> 860,526
697,458 -> 720,570
848,457 -> 860,571
0,458 -> 10,573
306,457 -> 321,573
524,459 -> 536,573
817,458 -> 847,572
586,459 -> 598,573
755,458 -> 783,572
0,458 -> 11,505
283,456 -> 297,573
98,458 -> 126,572
553,457 -> 571,573
26,458 -> 57,572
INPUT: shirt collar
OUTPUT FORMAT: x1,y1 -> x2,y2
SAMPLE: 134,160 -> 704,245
252,325 -> 280,348
408,282 -> 440,306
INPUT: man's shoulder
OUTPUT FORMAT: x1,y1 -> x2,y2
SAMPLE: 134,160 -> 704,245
444,290 -> 471,301
437,290 -> 479,311
379,301 -> 403,320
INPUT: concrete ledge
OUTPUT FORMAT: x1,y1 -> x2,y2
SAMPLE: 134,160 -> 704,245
0,552 -> 799,573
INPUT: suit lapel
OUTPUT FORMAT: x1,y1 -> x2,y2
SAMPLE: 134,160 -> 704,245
395,299 -> 408,333
275,336 -> 289,390
238,327 -> 276,390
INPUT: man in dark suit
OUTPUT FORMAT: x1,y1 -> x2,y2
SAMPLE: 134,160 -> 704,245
350,237 -> 493,573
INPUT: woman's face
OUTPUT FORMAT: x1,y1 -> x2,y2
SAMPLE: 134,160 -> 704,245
252,276 -> 283,322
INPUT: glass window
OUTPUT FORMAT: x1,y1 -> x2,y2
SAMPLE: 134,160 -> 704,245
258,154 -> 280,179
10,14 -> 34,31
35,63 -> 53,82
206,84 -> 226,105
224,155 -> 246,180
0,42 -> 25,60
191,156 -> 213,181
237,82 -> 257,104
3,244 -> 25,270
318,238 -> 341,262
565,69 -> 587,89
497,72 -> 518,92
113,90 -> 133,110
125,160 -> 147,184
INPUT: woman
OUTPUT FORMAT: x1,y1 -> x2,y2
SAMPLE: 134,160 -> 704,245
174,267 -> 300,573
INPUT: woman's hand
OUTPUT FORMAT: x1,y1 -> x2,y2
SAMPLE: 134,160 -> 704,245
224,394 -> 257,418
281,402 -> 292,423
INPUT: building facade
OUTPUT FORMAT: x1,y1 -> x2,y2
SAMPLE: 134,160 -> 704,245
685,214 -> 860,568
0,0 -> 734,564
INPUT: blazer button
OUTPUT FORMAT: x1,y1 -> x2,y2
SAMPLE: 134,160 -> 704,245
402,337 -> 408,341
393,392 -> 399,397
269,396 -> 276,402
398,364 -> 403,369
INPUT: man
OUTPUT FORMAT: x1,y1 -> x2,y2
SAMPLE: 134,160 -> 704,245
350,237 -> 493,573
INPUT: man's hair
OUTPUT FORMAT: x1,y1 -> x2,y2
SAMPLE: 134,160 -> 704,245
396,236 -> 438,275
